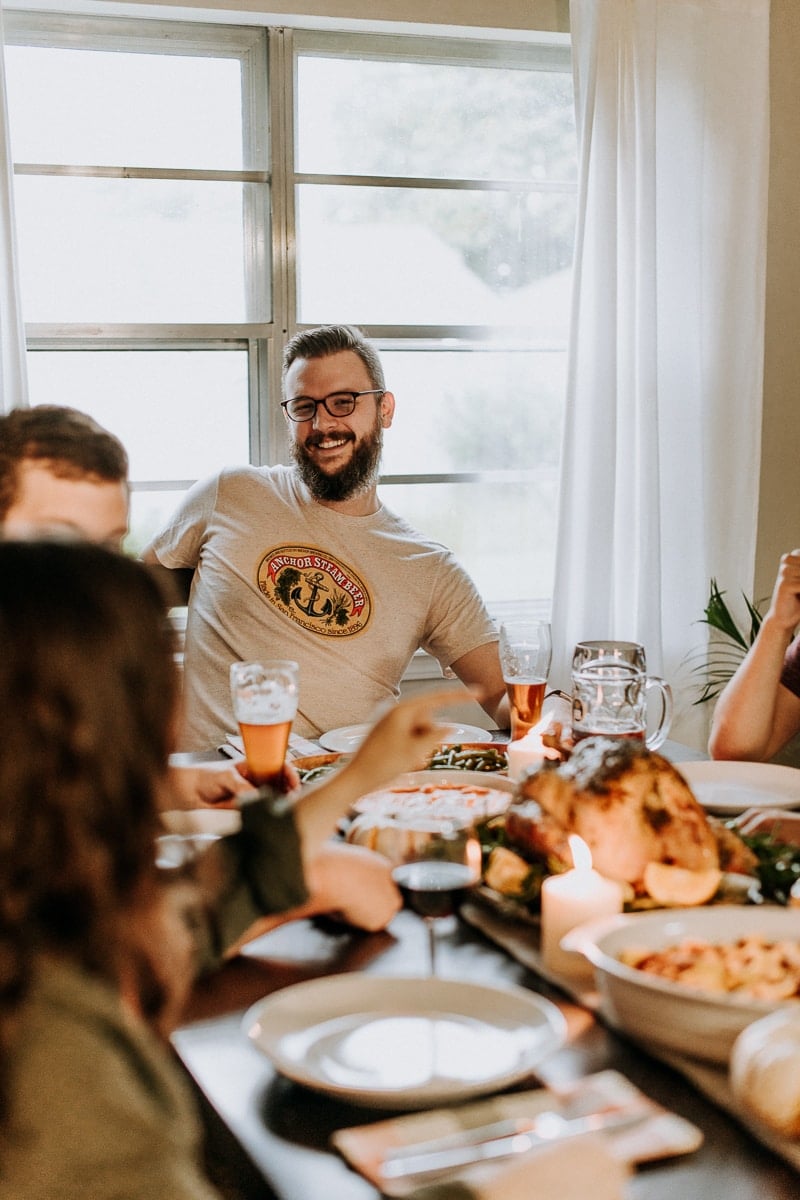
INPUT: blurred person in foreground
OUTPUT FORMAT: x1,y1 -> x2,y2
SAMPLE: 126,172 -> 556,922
144,323 -> 508,748
0,406 -> 409,934
709,549 -> 800,760
0,539 -> 459,1199
0,404 -> 253,809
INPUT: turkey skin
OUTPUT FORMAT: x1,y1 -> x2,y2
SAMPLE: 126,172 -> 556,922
505,737 -> 756,892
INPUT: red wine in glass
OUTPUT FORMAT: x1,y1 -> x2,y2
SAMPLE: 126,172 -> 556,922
390,822 -> 481,975
392,860 -> 477,920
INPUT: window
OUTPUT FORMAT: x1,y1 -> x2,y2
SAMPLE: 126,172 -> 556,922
7,14 -> 576,603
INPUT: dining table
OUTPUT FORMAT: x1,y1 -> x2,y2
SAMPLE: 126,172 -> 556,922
170,736 -> 800,1200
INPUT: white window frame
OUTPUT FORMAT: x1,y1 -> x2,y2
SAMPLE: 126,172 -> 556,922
9,13 -> 574,633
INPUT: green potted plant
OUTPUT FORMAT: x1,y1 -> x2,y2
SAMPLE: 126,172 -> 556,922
690,579 -> 764,705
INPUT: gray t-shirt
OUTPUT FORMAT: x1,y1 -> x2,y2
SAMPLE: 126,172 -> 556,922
147,465 -> 497,748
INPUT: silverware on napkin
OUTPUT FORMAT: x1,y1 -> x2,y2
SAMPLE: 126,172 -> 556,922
381,1107 -> 648,1180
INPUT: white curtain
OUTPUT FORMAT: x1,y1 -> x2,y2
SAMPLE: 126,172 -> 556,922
552,0 -> 770,749
0,4 -> 26,413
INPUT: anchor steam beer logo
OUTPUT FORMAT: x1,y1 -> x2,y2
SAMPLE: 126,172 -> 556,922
256,545 -> 371,637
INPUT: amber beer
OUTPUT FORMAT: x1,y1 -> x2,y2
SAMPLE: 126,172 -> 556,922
230,659 -> 299,786
505,677 -> 547,741
572,726 -> 646,744
238,719 -> 293,783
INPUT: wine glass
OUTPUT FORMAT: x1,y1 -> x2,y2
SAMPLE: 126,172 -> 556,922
229,659 -> 299,786
498,619 -> 553,741
391,817 -> 482,976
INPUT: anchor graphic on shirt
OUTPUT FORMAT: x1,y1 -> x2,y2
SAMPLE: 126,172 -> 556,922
290,571 -> 333,618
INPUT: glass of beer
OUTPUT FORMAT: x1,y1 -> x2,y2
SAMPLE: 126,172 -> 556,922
229,659 -> 299,785
498,620 -> 552,741
571,660 -> 673,749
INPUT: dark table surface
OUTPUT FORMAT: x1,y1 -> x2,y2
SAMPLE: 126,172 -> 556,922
173,905 -> 799,1200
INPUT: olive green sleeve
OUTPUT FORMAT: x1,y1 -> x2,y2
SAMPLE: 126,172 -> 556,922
190,789 -> 308,972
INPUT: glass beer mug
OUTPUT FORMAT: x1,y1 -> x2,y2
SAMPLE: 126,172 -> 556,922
571,656 -> 673,750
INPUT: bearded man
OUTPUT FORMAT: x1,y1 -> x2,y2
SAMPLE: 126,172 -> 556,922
144,324 -> 507,747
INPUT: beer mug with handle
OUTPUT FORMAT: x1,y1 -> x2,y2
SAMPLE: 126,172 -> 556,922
571,653 -> 672,751
572,640 -> 647,674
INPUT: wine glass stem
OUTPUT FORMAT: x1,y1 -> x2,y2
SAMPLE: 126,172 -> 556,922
425,917 -> 438,977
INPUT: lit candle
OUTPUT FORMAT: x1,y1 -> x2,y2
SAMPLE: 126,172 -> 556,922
506,719 -> 561,782
541,835 -> 623,983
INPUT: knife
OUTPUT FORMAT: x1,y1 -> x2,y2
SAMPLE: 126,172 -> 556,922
381,1107 -> 648,1180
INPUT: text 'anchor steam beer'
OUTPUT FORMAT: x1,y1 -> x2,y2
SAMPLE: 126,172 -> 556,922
229,659 -> 299,784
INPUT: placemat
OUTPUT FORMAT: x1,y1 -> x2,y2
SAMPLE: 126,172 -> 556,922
460,898 -> 800,1174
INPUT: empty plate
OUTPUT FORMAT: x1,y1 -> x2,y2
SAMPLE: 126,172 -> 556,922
243,974 -> 566,1109
675,760 -> 800,815
320,722 -> 493,754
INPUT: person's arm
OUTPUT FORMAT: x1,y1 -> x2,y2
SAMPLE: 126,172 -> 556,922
448,641 -> 510,730
183,689 -> 459,967
709,550 -> 800,760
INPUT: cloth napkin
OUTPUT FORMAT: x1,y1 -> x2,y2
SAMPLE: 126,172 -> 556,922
332,1069 -> 701,1198
220,732 -> 323,761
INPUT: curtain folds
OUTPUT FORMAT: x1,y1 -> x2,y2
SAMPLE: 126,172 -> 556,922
0,3 -> 27,413
553,0 -> 770,749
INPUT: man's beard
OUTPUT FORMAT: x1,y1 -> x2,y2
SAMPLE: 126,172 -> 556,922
291,417 -> 383,503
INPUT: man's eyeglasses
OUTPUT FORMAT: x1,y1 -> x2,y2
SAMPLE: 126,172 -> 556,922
281,389 -> 384,423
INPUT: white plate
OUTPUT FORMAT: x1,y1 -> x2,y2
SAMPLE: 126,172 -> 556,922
320,722 -> 493,753
243,974 -> 566,1109
675,760 -> 800,815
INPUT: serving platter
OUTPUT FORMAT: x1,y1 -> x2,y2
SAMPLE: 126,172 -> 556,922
243,974 -> 566,1108
675,760 -> 800,815
349,769 -> 515,821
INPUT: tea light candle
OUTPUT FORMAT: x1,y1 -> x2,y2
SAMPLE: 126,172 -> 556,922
506,721 -> 560,782
541,835 -> 623,983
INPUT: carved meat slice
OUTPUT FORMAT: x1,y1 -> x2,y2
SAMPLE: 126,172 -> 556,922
506,737 -> 722,891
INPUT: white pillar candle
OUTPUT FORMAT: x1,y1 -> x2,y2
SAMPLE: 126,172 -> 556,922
506,722 -> 560,782
541,835 -> 624,984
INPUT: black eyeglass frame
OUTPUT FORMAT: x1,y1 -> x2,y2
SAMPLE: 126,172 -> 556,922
280,389 -> 385,423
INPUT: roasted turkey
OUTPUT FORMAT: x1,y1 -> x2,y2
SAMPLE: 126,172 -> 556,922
505,737 -> 757,893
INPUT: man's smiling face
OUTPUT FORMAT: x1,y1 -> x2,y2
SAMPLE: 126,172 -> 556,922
284,349 -> 395,503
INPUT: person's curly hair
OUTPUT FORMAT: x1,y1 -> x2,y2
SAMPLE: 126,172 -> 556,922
0,540 -> 177,1120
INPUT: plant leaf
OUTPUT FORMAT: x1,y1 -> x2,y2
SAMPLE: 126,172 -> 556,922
699,579 -> 749,649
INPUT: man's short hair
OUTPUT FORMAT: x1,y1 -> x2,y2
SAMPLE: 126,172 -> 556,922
0,406 -> 129,521
282,325 -> 386,394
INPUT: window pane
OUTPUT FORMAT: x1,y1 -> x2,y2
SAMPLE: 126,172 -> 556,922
379,348 -> 564,475
126,489 -> 194,557
297,55 -> 576,183
16,177 -> 268,322
296,184 -> 574,328
382,480 -> 557,604
26,349 -> 250,482
6,45 -> 247,169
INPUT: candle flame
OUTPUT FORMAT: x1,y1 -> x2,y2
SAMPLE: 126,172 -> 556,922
568,834 -> 593,871
515,715 -> 560,758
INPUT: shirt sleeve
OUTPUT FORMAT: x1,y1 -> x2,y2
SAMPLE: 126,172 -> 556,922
143,472 -> 221,570
189,792 -> 309,973
421,551 -> 498,670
